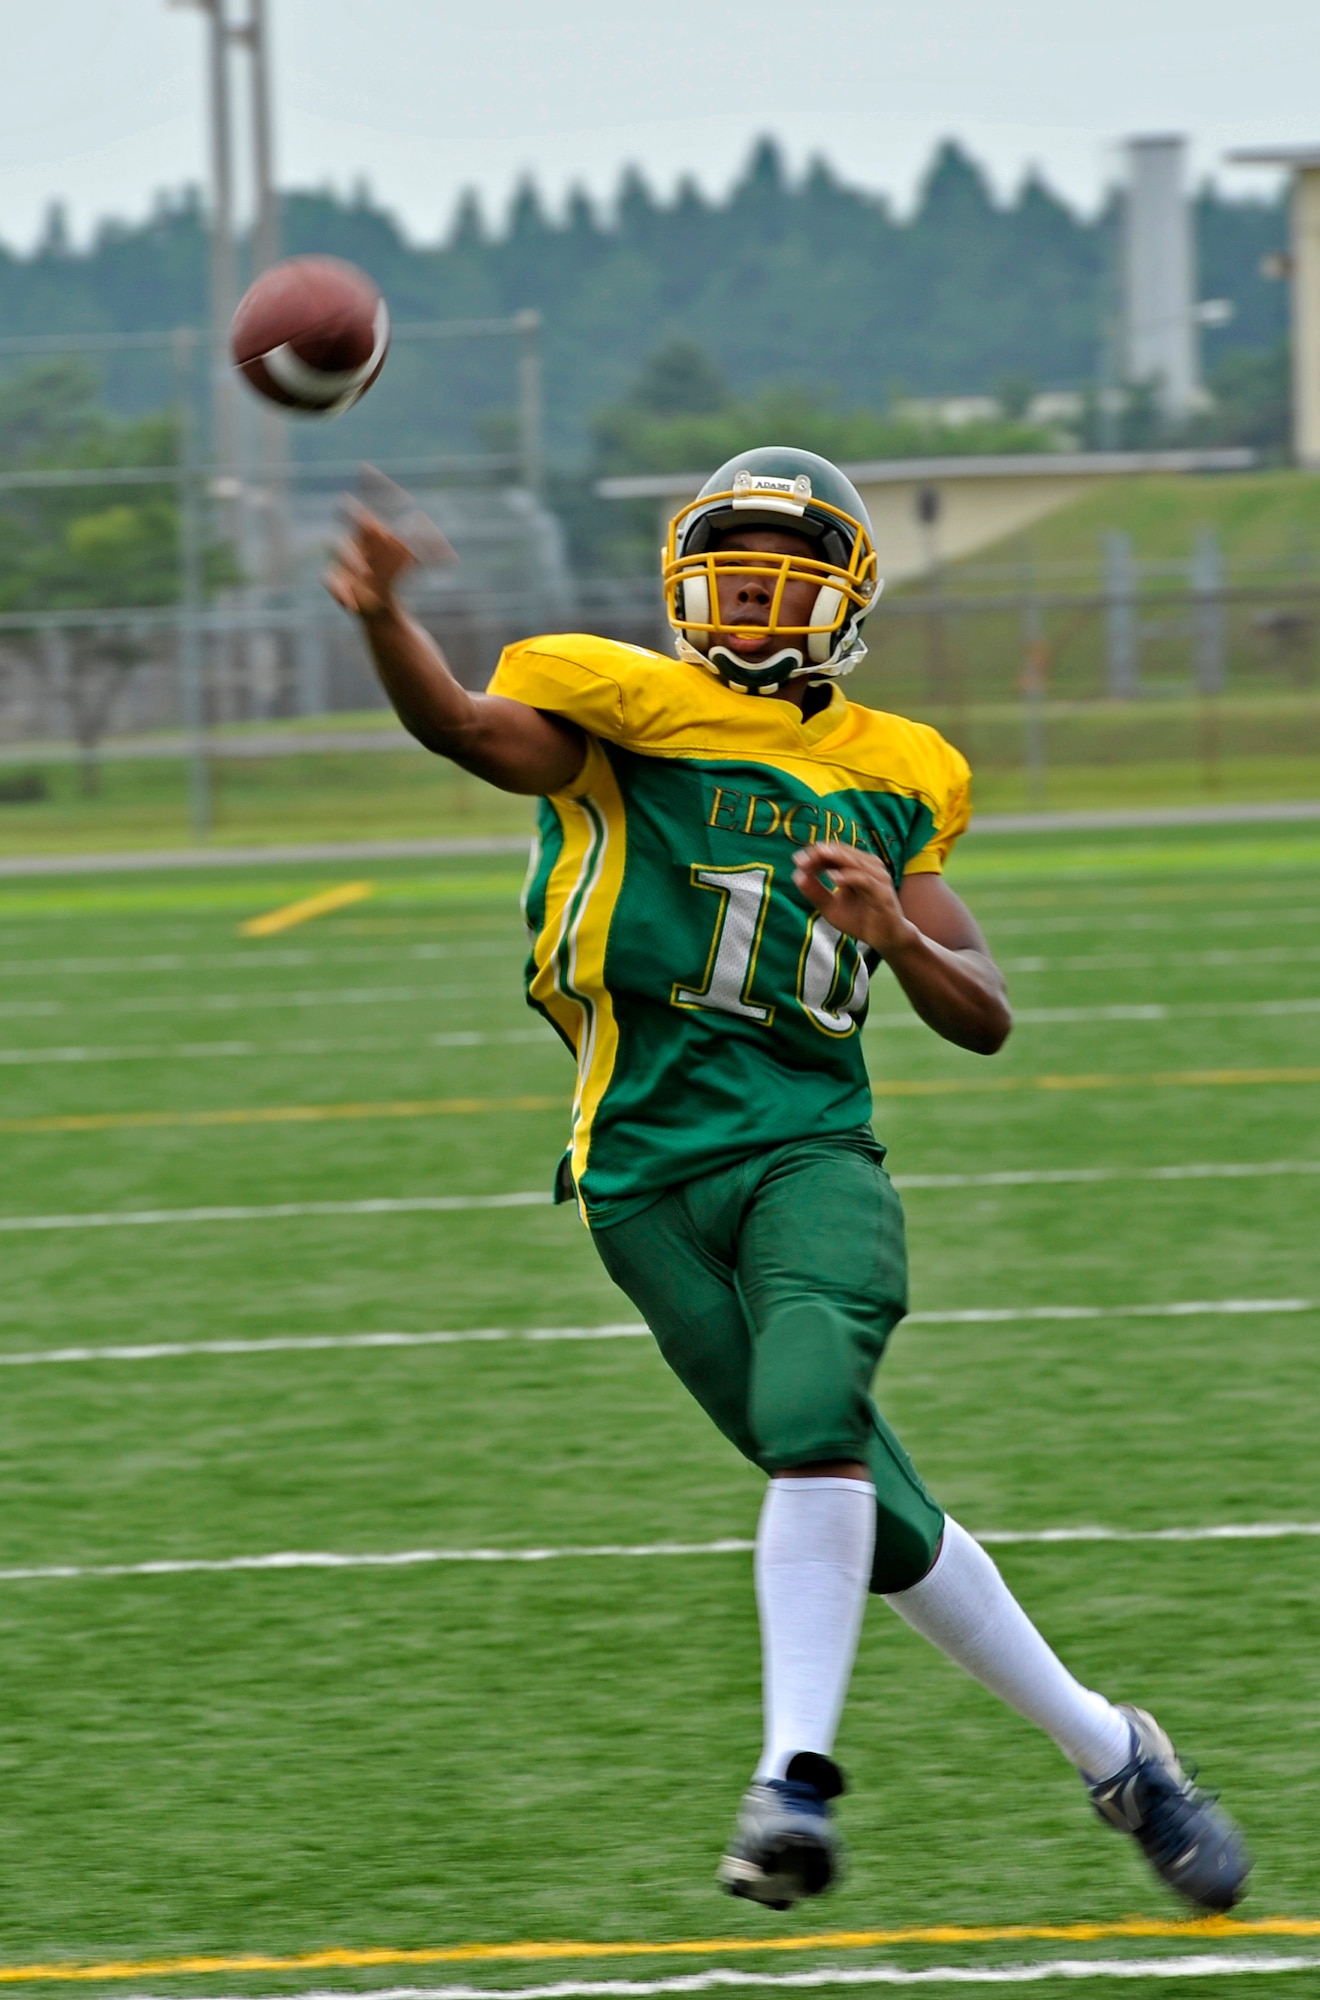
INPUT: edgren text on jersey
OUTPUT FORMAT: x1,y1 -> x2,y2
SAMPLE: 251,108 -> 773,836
488,635 -> 971,1226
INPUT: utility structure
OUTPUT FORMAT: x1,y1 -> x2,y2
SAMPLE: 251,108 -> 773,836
1121,136 -> 1200,420
1229,146 -> 1320,470
170,0 -> 289,580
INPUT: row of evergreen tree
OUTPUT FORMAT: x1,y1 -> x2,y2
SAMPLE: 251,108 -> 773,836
0,138 -> 1290,466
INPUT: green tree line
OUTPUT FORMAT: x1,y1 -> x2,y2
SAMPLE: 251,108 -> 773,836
0,139 -> 1289,468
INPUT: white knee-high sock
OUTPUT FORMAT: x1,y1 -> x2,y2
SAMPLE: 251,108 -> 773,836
755,1476 -> 876,1782
884,1517 -> 1133,1780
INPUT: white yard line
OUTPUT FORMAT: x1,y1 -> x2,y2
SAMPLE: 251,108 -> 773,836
996,997 -> 1320,1025
0,1298 -> 1309,1370
0,941 -> 514,980
0,1540 -> 757,1584
1004,944 -> 1320,974
976,1524 -> 1320,1546
0,1523 -> 1317,1588
0,1028 -> 552,1066
984,906 -> 1320,937
907,1298 -> 1314,1324
0,834 -> 533,877
2,1158 -> 1317,1233
0,1323 -> 652,1366
1,990 -> 1315,1057
142,1961 -> 1320,1996
0,1041 -> 261,1064
8,937 -> 1314,985
0,1192 -> 556,1233
0,985 -> 479,1019
898,1159 -> 1320,1189
4,992 -> 1318,1034
866,997 -> 1320,1030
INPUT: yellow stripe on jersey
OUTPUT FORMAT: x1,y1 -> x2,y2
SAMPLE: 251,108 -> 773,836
526,740 -> 628,1217
527,819 -> 587,1057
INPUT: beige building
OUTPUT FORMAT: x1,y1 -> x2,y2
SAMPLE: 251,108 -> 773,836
599,449 -> 1254,585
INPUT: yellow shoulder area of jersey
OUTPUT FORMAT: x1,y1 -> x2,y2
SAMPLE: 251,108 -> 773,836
488,635 -> 969,819
487,633 -> 680,744
831,697 -> 971,812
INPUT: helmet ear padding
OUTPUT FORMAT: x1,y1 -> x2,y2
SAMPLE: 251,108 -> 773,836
807,582 -> 846,664
680,573 -> 710,632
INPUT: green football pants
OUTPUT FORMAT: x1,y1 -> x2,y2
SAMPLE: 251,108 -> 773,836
590,1129 -> 945,1594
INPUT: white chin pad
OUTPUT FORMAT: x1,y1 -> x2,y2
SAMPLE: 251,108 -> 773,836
709,645 -> 804,685
681,575 -> 710,632
807,582 -> 846,664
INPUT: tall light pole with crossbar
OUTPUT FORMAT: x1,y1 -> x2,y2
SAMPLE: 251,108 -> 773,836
170,0 -> 290,580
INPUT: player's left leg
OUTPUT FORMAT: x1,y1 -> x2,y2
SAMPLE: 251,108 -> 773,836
882,1523 -> 1251,1908
718,1130 -> 940,1903
883,1521 -> 1131,1772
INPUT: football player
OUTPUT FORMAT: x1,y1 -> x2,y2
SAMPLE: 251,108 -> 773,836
326,447 -> 1248,1914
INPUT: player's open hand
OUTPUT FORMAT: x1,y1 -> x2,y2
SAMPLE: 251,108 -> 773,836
793,842 -> 917,957
323,502 -> 416,618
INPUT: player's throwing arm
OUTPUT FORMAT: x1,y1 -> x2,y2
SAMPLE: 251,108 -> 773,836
324,503 -> 584,794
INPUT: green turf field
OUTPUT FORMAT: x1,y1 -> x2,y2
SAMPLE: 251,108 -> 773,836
0,824 -> 1317,1997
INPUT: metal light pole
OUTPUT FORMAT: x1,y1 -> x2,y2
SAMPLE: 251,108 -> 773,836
173,328 -> 212,840
1018,539 -> 1047,808
245,0 -> 278,279
515,308 -> 544,496
234,0 -> 291,585
168,0 -> 242,542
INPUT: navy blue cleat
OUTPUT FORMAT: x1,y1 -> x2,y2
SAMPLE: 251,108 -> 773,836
717,1752 -> 845,1910
1085,1705 -> 1251,1912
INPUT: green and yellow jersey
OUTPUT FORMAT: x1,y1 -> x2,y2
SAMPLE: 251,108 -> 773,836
488,635 -> 971,1228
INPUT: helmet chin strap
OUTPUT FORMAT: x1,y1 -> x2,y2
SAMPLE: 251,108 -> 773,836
707,642 -> 804,691
677,632 -> 868,693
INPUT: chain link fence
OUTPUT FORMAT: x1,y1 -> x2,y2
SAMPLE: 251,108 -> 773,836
3,549 -> 1317,830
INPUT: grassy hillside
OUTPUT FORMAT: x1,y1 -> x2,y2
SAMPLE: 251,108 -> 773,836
849,470 -> 1320,782
1011,469 -> 1320,570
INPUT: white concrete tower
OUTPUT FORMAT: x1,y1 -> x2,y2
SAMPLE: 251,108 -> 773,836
1230,148 -> 1320,471
1123,136 -> 1199,419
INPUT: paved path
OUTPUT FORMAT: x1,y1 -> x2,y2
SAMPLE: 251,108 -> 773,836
0,835 -> 531,878
1,799 -> 1317,878
965,799 -> 1320,834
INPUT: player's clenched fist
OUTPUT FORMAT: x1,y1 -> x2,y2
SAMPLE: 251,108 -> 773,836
323,502 -> 415,618
793,841 -> 917,957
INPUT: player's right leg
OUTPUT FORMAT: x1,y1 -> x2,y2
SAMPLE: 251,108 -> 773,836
734,1135 -> 1249,1912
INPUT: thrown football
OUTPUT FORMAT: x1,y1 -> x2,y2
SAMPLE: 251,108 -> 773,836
231,255 -> 390,416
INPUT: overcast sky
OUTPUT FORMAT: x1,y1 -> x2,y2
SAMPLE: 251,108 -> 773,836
2,0 -> 1316,252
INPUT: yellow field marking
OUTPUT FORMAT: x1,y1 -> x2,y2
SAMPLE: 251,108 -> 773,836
872,1066 -> 1320,1099
1,1917 -> 1318,1983
0,1098 -> 564,1136
240,882 -> 374,938
5,1067 -> 1320,1140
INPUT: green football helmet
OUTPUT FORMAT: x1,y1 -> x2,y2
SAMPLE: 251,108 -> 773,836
663,446 -> 882,694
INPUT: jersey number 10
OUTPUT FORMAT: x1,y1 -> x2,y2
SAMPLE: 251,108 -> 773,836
670,864 -> 870,1037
